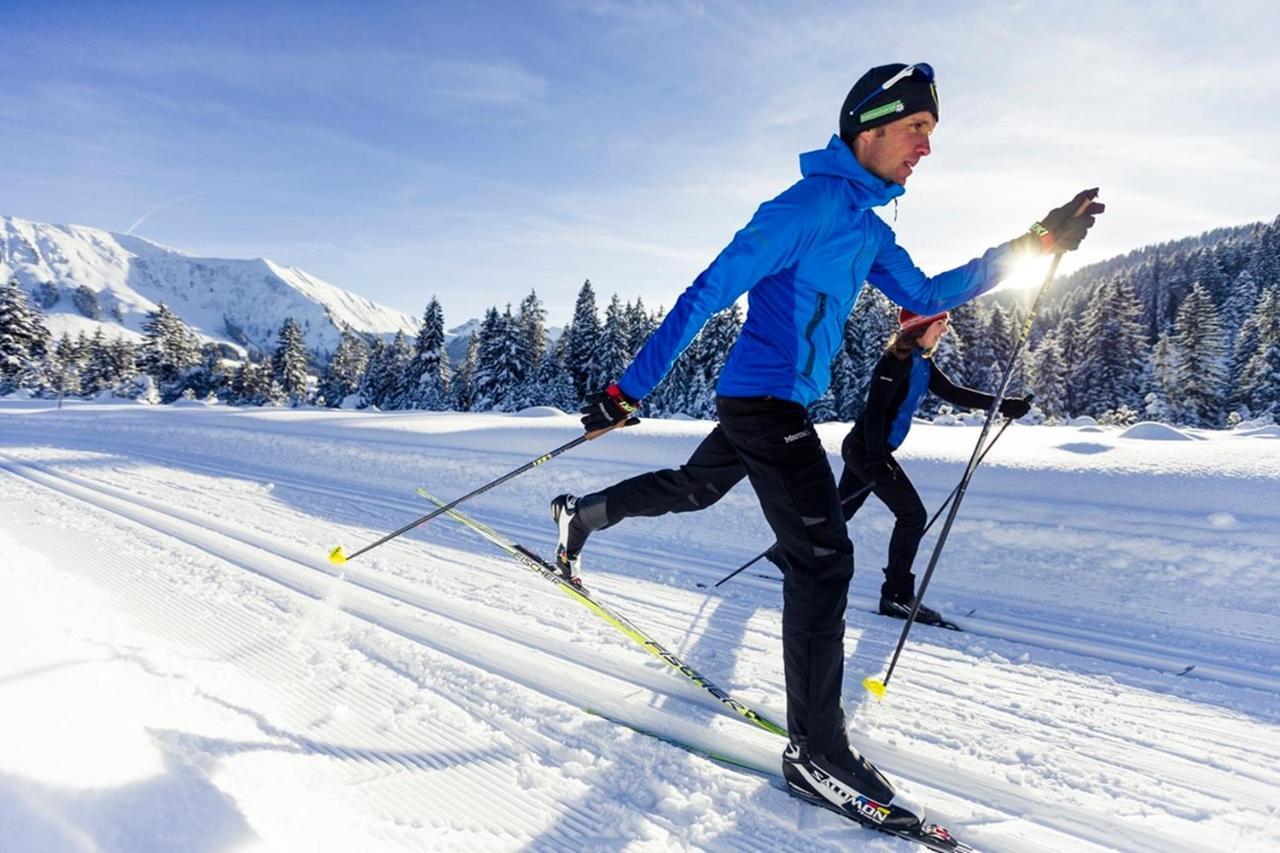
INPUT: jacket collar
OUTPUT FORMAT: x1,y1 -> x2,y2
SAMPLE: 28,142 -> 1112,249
799,134 -> 905,208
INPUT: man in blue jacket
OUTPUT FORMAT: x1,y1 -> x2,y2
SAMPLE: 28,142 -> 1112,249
556,62 -> 1102,828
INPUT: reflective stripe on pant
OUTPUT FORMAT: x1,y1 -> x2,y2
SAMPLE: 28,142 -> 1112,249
716,395 -> 853,756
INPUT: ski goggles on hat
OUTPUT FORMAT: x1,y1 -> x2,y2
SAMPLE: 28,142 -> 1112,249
848,62 -> 937,126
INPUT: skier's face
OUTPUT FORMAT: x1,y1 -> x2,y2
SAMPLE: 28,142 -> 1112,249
857,111 -> 935,185
920,317 -> 949,349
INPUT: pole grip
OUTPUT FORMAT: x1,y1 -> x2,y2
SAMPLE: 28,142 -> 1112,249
585,416 -> 640,441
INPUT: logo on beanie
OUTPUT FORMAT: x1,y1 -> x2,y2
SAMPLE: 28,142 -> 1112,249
858,99 -> 905,124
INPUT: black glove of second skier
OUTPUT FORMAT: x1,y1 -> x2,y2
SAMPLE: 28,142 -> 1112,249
1031,188 -> 1106,253
999,397 -> 1032,419
580,382 -> 640,433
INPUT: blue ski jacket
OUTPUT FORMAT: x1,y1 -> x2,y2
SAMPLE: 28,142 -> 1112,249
619,135 -> 1021,407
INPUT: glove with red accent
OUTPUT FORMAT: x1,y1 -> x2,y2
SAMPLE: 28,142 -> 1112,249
1028,188 -> 1106,253
580,382 -> 640,433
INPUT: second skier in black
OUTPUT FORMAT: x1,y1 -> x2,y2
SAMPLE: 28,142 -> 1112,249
839,308 -> 1030,628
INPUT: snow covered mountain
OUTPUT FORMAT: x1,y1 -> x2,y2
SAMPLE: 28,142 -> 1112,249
0,216 -> 419,358
444,318 -> 482,363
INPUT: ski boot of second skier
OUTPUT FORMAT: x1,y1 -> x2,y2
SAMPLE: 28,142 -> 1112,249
879,572 -> 960,630
878,595 -> 960,631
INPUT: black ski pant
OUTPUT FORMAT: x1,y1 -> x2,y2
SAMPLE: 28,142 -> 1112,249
586,397 -> 856,754
590,424 -> 748,527
837,433 -> 927,602
715,396 -> 854,755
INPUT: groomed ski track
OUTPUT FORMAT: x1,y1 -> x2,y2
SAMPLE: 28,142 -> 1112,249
1,403 -> 1277,851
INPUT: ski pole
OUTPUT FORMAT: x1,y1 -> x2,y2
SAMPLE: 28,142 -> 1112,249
328,417 -> 637,565
864,252 -> 1064,701
714,479 -> 877,588
713,548 -> 773,588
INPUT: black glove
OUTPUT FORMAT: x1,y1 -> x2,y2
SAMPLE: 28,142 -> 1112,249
999,397 -> 1032,419
580,382 -> 639,433
1031,188 -> 1105,252
863,458 -> 895,485
763,544 -> 791,575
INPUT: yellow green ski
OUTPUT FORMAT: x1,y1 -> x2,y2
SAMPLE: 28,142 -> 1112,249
416,487 -> 788,738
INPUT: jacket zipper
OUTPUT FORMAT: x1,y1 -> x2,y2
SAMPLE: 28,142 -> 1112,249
801,292 -> 827,378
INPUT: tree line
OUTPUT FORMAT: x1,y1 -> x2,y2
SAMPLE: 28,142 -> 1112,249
1,215 -> 1277,427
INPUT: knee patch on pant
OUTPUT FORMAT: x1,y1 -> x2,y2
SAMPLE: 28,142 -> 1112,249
576,493 -> 611,532
687,481 -> 723,510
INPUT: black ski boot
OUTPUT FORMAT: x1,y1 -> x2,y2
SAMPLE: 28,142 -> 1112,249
878,595 -> 951,627
782,738 -> 923,832
879,571 -> 958,630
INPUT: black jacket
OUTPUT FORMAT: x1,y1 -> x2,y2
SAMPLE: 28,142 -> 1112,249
851,349 -> 994,462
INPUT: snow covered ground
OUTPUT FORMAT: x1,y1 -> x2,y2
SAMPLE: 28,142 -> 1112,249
0,400 -> 1277,852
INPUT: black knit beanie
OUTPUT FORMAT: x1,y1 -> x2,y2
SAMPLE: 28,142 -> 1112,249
839,63 -> 939,141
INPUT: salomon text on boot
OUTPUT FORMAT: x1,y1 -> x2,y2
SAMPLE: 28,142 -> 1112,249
782,738 -> 925,832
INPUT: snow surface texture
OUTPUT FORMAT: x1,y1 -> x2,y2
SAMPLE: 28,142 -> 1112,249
0,401 -> 1277,852
0,216 -> 419,357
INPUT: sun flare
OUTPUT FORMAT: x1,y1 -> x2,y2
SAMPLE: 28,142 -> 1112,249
997,254 -> 1055,292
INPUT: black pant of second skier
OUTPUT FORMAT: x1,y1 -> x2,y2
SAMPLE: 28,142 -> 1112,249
837,433 -> 928,604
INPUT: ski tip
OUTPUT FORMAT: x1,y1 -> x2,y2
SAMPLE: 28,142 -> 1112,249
328,546 -> 347,566
862,677 -> 886,701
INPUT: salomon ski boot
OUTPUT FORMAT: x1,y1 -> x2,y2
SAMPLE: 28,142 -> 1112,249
782,738 -> 924,833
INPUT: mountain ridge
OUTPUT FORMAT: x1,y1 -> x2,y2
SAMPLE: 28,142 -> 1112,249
1,215 -> 419,358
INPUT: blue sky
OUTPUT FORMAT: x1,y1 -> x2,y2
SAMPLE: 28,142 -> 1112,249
3,0 -> 1277,326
